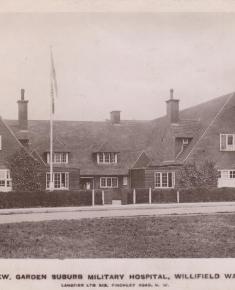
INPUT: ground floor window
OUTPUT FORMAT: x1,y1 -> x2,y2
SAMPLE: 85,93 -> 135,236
154,171 -> 175,188
100,177 -> 118,188
217,169 -> 235,188
0,169 -> 12,192
46,172 -> 69,190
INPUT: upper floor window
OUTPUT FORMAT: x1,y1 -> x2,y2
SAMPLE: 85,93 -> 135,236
220,134 -> 235,151
182,138 -> 189,145
97,152 -> 118,164
46,152 -> 69,164
155,172 -> 175,188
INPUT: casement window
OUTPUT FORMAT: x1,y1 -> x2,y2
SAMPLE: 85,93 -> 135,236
46,152 -> 69,164
220,134 -> 235,151
0,169 -> 12,191
123,176 -> 128,186
100,177 -> 118,188
46,172 -> 69,190
97,152 -> 118,164
219,170 -> 235,179
155,172 -> 175,188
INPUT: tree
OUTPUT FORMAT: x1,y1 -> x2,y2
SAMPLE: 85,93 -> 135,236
7,148 -> 44,192
178,160 -> 219,189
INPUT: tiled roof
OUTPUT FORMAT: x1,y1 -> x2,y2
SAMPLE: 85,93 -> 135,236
5,91 -> 234,173
6,119 -> 153,175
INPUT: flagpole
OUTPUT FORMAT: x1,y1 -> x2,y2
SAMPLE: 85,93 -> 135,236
49,51 -> 54,191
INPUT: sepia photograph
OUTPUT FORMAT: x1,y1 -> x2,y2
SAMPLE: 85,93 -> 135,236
1,2 -> 235,289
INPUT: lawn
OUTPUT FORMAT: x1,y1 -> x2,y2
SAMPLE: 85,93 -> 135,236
0,213 -> 235,258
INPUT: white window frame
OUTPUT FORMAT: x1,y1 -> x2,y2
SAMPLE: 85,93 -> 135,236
46,152 -> 69,164
97,152 -> 118,164
100,177 -> 119,188
220,134 -> 235,151
154,171 -> 175,189
218,169 -> 235,179
0,169 -> 12,192
46,172 -> 69,190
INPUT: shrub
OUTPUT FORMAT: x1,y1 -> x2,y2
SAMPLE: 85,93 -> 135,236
7,148 -> 45,192
178,160 -> 219,189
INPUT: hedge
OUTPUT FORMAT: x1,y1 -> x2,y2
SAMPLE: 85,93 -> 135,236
1,187 -> 235,209
0,190 -> 102,209
127,187 -> 235,204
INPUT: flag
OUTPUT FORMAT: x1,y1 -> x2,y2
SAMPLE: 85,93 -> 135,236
50,48 -> 58,114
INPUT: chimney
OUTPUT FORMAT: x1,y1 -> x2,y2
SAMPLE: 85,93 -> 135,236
166,89 -> 179,124
17,88 -> 28,130
110,111 -> 121,124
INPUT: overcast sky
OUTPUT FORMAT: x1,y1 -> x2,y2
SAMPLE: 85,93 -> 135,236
0,12 -> 235,121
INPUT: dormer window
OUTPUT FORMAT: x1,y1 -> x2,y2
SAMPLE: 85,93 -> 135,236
46,152 -> 69,164
182,138 -> 189,145
97,152 -> 118,164
220,134 -> 235,151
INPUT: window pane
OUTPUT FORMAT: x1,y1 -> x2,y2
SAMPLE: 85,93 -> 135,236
61,153 -> 67,163
220,134 -> 226,150
99,153 -> 104,163
110,153 -> 115,163
107,178 -> 112,187
100,178 -> 106,187
123,176 -> 128,185
230,171 -> 235,178
168,172 -> 173,187
61,173 -> 66,187
228,135 -> 233,145
155,173 -> 161,187
54,173 -> 61,188
162,173 -> 168,187
105,153 -> 110,163
0,180 -> 5,187
112,178 -> 118,187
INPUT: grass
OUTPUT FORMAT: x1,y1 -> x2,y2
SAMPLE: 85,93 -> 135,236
0,213 -> 235,258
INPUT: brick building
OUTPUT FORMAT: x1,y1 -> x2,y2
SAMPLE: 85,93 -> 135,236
1,89 -> 235,194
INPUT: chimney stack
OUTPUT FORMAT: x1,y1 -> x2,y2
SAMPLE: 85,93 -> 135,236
166,89 -> 179,124
17,88 -> 28,130
110,111 -> 121,124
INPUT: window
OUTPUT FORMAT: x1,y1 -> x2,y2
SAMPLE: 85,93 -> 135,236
219,170 -> 235,179
0,135 -> 2,150
46,172 -> 69,190
220,134 -> 235,151
182,138 -> 189,145
46,152 -> 69,164
154,172 -> 175,188
100,177 -> 118,188
123,176 -> 128,186
97,153 -> 118,164
0,169 -> 12,191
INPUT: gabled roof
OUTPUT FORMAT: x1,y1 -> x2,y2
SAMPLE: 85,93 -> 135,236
147,92 -> 233,166
5,91 -> 234,173
6,119 -> 153,175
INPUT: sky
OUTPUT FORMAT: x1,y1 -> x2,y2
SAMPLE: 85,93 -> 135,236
0,12 -> 235,121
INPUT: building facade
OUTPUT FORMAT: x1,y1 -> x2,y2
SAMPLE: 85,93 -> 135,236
1,89 -> 235,193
